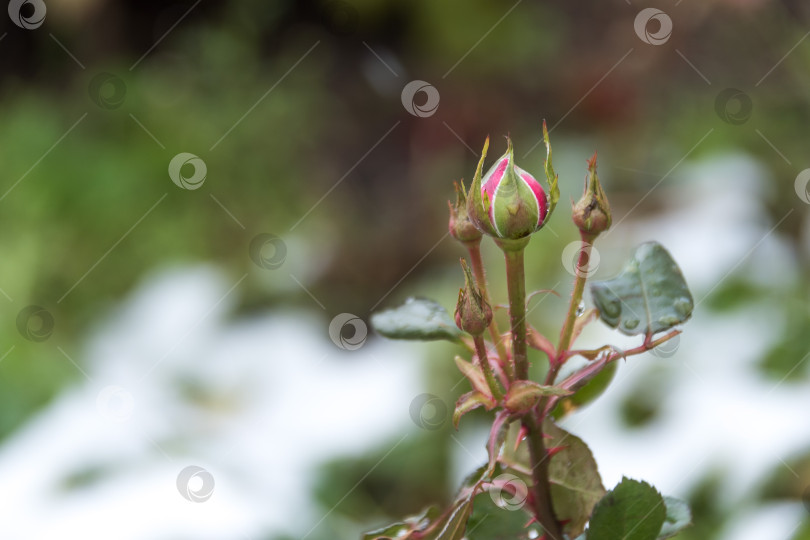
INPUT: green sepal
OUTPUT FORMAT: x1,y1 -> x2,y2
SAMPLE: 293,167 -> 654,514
467,136 -> 498,237
542,120 -> 560,221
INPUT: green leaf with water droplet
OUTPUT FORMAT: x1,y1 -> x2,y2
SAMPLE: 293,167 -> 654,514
371,297 -> 464,342
590,242 -> 693,336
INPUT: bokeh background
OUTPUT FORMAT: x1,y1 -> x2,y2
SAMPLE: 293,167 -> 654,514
0,0 -> 809,538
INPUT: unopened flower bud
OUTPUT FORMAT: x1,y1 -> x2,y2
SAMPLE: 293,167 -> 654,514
572,152 -> 611,236
454,259 -> 492,336
468,123 -> 560,240
448,180 -> 482,244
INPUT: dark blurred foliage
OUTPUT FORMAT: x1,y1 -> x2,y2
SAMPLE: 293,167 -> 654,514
1,0 -> 810,537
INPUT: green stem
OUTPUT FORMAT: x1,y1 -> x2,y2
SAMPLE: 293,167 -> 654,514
472,335 -> 504,401
465,240 -> 512,379
500,240 -> 530,380
548,232 -> 596,383
497,237 -> 561,536
525,415 -> 565,540
530,233 -> 598,530
537,233 -> 596,448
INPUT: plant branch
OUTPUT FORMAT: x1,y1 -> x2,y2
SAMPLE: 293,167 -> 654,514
543,329 -> 682,416
465,240 -> 512,379
473,335 -> 504,401
535,233 -> 596,424
525,414 -> 565,540
501,241 -> 530,380
497,237 -> 562,537
554,232 -> 596,370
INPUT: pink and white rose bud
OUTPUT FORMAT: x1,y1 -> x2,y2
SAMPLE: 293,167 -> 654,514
467,128 -> 559,241
481,143 -> 548,238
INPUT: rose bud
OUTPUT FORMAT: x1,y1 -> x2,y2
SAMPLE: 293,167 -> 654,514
454,258 -> 492,336
468,124 -> 559,240
572,152 -> 611,237
448,179 -> 483,244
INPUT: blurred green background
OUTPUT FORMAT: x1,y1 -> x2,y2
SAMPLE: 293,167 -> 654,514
2,0 -> 810,538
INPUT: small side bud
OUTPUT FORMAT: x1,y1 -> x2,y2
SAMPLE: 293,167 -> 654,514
448,180 -> 483,244
572,152 -> 611,236
454,258 -> 493,336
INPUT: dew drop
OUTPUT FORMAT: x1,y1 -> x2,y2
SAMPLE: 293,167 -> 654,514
575,301 -> 585,317
674,297 -> 692,317
602,299 -> 621,319
658,315 -> 679,326
624,318 -> 639,330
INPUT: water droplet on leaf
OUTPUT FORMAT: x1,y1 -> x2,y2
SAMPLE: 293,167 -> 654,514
658,315 -> 679,326
674,297 -> 692,317
575,302 -> 585,317
602,299 -> 621,319
624,318 -> 639,330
